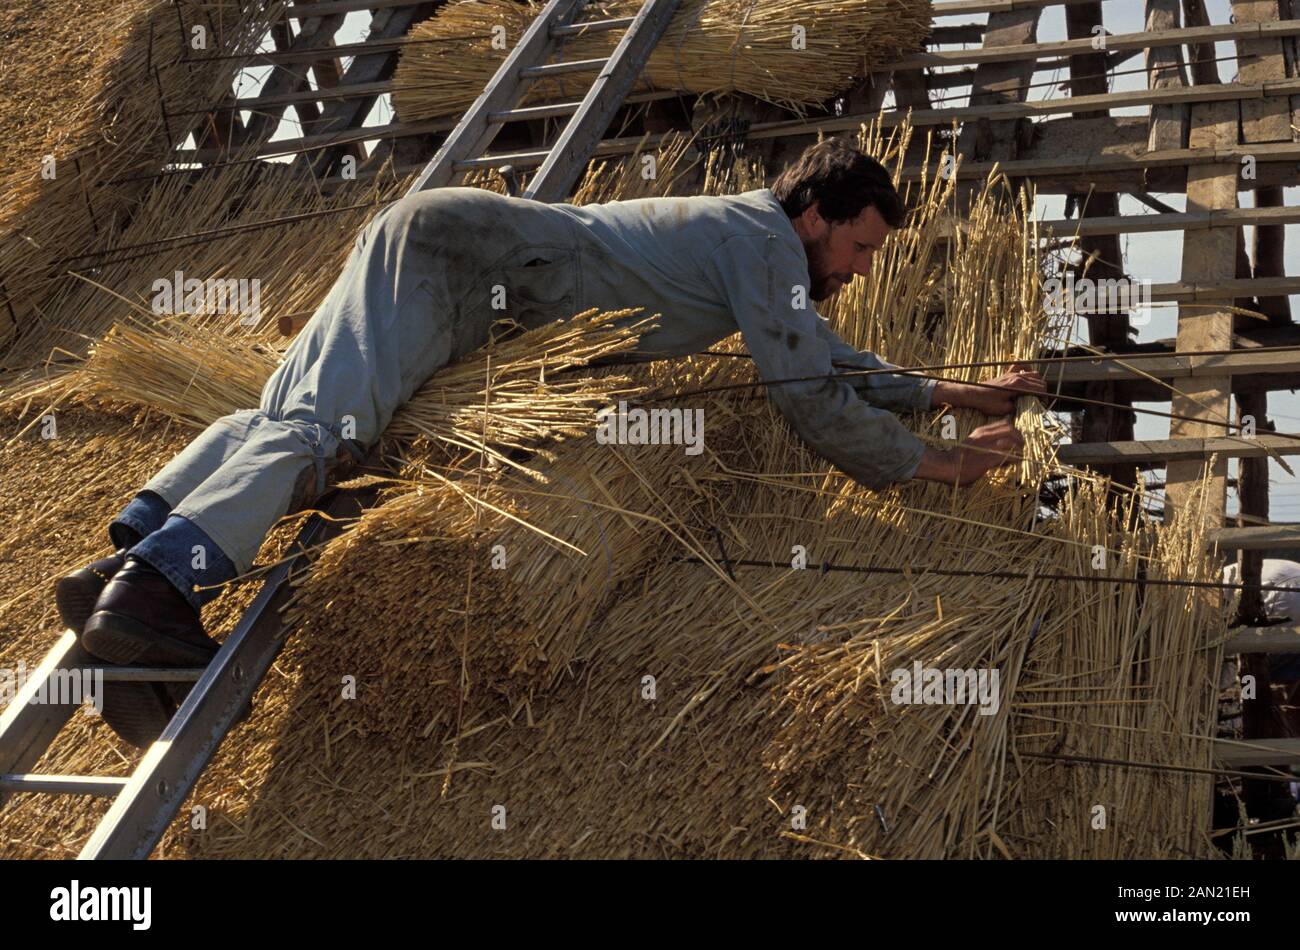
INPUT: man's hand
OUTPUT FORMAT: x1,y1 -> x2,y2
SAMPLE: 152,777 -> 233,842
932,362 -> 1046,416
912,418 -> 1024,486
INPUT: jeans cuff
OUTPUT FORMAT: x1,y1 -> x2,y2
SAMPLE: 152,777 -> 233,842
129,544 -> 204,614
110,490 -> 172,549
129,514 -> 238,613
109,519 -> 146,552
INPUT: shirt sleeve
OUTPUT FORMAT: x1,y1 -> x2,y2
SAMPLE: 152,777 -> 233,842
811,317 -> 935,412
703,232 -> 927,489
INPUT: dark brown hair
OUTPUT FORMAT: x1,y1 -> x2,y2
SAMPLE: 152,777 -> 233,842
770,137 -> 906,229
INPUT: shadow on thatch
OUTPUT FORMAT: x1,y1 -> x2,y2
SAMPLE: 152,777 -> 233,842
0,1 -> 288,364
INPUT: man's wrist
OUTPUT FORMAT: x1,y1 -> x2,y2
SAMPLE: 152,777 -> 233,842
929,380 -> 965,409
911,446 -> 959,483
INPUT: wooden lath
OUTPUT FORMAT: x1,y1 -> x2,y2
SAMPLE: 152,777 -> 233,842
241,9 -> 343,143
167,4 -> 1300,202
291,2 -> 440,179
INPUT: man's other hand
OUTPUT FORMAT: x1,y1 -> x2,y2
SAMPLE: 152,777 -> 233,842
955,419 -> 1025,483
913,418 -> 1025,486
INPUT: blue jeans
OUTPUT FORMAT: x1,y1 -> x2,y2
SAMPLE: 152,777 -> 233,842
110,490 -> 238,613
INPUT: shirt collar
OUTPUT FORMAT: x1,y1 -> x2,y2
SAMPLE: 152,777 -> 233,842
753,188 -> 814,284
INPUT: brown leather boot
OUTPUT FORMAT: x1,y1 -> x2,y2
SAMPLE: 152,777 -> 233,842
82,558 -> 219,667
81,558 -> 220,748
55,550 -> 126,634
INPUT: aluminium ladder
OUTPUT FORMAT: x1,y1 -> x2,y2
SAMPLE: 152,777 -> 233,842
406,0 -> 683,200
0,485 -> 376,859
0,0 -> 681,859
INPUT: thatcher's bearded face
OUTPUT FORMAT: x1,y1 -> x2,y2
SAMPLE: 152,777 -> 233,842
792,202 -> 893,301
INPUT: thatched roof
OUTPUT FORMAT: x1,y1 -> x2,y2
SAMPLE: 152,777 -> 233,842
0,116 -> 1228,858
0,0 -> 285,364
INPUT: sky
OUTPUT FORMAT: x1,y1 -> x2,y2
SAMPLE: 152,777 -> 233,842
225,0 -> 1298,520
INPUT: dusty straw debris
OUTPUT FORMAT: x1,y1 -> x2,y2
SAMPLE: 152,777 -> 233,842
391,0 -> 934,124
0,112 -> 1229,858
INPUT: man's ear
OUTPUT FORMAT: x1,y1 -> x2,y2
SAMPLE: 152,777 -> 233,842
793,199 -> 826,239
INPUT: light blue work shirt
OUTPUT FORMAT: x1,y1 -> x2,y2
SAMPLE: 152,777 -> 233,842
540,187 -> 936,487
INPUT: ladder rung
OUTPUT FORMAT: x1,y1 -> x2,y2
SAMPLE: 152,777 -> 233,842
0,774 -> 129,796
551,16 -> 635,37
489,100 -> 583,123
454,149 -> 550,172
523,0 -> 685,201
93,666 -> 207,683
520,57 -> 609,79
488,87 -> 690,125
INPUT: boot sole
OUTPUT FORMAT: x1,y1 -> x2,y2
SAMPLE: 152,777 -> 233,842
55,569 -> 108,634
82,612 -> 250,733
82,610 -> 218,667
92,684 -> 248,749
94,682 -> 176,749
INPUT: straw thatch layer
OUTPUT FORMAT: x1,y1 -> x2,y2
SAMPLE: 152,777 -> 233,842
0,116 -> 1231,858
0,0 -> 286,362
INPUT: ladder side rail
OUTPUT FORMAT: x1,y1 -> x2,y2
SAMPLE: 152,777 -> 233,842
0,632 -> 94,810
526,0 -> 683,202
78,489 -> 368,859
405,0 -> 590,196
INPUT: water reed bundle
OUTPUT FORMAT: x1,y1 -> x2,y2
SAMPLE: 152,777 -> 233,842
391,0 -> 933,124
6,305 -> 657,468
0,141 -> 679,463
0,114 -> 1232,859
0,0 -> 286,363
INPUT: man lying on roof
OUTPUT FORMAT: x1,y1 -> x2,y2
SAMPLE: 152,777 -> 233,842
56,137 -> 1045,746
